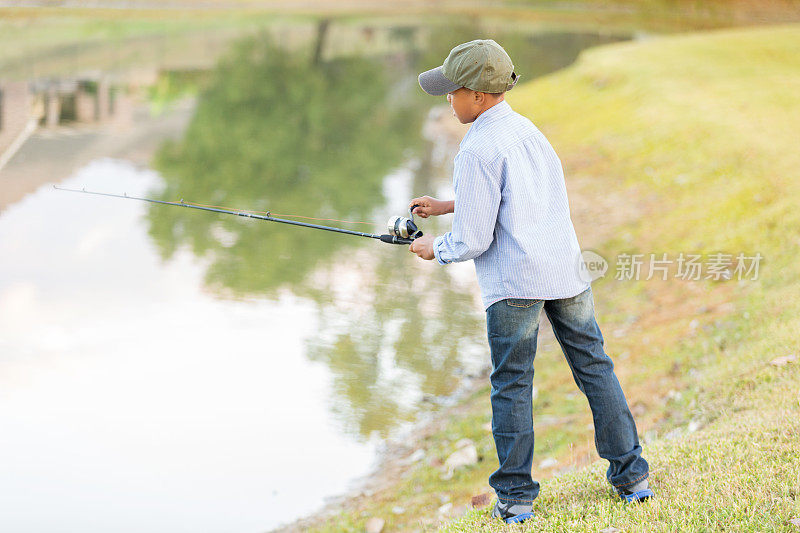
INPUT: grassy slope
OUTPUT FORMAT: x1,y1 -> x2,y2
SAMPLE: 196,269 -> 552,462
305,23 -> 800,532
441,23 -> 800,532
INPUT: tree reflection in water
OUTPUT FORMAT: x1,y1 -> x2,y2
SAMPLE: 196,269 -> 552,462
148,31 -> 425,296
147,30 -> 486,440
302,237 -> 487,440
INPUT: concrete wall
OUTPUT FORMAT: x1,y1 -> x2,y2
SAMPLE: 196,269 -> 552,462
0,82 -> 33,161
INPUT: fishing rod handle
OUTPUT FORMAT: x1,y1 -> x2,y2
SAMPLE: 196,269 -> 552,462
379,234 -> 415,245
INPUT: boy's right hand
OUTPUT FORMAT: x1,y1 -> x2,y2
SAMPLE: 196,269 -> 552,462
409,196 -> 453,218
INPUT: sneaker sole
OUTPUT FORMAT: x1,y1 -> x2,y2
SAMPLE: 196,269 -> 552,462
621,488 -> 654,503
504,512 -> 535,524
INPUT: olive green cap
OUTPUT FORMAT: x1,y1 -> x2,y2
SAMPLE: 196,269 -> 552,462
418,39 -> 519,96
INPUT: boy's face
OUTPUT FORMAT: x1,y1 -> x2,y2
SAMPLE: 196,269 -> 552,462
447,87 -> 481,124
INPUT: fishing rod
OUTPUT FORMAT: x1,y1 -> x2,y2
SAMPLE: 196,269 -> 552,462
54,186 -> 423,245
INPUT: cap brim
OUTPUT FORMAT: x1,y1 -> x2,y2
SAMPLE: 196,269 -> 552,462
418,66 -> 461,96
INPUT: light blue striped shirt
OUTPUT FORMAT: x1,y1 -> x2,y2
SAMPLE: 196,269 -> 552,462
433,99 -> 591,309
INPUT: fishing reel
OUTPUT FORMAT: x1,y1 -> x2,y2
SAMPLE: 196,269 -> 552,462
380,205 -> 423,244
388,206 -> 423,240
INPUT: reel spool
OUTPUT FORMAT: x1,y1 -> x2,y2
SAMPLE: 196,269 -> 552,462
387,205 -> 423,240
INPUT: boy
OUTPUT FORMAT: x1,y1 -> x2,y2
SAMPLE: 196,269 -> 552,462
408,39 -> 652,524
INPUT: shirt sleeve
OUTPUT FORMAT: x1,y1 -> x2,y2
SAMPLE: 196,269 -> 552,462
434,150 -> 502,264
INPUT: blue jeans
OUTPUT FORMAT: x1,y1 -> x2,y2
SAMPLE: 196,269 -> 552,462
486,286 -> 649,504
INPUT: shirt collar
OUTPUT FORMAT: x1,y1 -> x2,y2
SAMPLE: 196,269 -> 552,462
461,100 -> 512,147
472,100 -> 512,130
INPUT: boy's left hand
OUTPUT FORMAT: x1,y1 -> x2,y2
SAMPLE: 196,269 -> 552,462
409,234 -> 436,261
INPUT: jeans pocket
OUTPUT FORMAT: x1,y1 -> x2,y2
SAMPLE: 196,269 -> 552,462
505,298 -> 542,308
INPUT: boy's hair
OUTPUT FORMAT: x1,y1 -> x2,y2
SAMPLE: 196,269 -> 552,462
473,90 -> 505,98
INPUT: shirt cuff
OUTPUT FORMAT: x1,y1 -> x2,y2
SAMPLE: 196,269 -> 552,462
433,235 -> 450,265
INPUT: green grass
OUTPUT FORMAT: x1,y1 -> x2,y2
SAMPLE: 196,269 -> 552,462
302,23 -> 800,532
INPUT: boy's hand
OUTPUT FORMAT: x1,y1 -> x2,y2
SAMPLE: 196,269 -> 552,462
409,234 -> 436,261
409,196 -> 453,218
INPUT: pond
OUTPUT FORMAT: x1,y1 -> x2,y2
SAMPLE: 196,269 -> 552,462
0,17 -> 627,532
